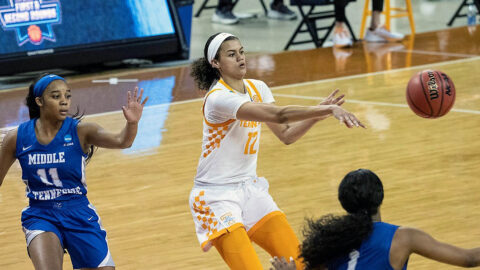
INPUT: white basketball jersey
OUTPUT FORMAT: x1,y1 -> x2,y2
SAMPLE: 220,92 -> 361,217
195,78 -> 275,184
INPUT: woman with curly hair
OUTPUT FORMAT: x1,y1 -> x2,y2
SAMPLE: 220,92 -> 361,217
271,169 -> 480,270
189,32 -> 365,270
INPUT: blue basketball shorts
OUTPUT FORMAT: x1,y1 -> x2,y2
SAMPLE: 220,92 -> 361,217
21,196 -> 114,269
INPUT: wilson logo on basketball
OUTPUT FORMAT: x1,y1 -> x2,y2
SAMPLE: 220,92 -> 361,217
427,71 -> 439,100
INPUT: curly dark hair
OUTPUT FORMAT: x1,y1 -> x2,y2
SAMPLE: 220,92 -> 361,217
26,73 -> 95,162
190,33 -> 239,90
300,169 -> 384,269
301,213 -> 372,269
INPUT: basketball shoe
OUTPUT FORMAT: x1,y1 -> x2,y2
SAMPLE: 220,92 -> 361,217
212,9 -> 239,24
268,2 -> 297,20
365,26 -> 404,42
333,26 -> 353,48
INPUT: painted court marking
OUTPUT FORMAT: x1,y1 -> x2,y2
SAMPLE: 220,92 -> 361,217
273,93 -> 480,115
271,56 -> 480,91
1,57 -> 479,132
269,56 -> 480,115
92,78 -> 139,85
392,49 -> 478,58
94,55 -> 480,118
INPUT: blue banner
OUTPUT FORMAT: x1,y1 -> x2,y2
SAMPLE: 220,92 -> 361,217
0,0 -> 175,54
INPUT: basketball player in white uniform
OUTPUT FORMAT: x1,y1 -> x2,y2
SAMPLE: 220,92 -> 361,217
189,32 -> 365,269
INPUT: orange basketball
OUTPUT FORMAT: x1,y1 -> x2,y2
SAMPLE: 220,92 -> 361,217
406,70 -> 456,118
28,25 -> 42,43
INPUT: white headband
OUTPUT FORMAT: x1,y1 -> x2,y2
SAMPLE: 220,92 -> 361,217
207,33 -> 234,65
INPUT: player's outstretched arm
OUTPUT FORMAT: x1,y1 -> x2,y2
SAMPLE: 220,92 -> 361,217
390,227 -> 480,268
265,89 -> 356,145
78,87 -> 148,149
0,129 -> 17,187
237,89 -> 364,144
237,99 -> 363,127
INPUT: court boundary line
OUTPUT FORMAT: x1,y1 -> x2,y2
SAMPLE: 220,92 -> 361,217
64,52 -> 480,119
0,98 -> 205,131
2,56 -> 480,131
84,98 -> 204,118
271,56 -> 480,91
1,52 -> 479,95
392,49 -> 478,58
273,93 -> 480,115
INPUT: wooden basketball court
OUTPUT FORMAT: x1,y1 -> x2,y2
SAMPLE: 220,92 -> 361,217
1,26 -> 479,269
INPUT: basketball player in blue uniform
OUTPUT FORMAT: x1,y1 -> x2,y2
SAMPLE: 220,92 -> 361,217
0,74 -> 148,270
271,169 -> 480,270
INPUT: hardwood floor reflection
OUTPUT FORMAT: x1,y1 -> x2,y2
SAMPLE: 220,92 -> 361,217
1,26 -> 479,128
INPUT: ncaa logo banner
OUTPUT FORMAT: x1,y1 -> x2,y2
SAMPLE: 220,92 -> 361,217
0,0 -> 61,46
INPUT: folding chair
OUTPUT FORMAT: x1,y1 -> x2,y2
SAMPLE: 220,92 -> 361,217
447,0 -> 480,26
285,0 -> 356,50
194,0 -> 268,17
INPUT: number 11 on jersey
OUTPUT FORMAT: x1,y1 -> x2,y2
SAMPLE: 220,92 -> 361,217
244,132 -> 258,155
347,250 -> 359,270
37,168 -> 63,187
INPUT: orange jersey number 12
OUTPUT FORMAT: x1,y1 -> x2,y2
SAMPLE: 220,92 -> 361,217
244,132 -> 258,155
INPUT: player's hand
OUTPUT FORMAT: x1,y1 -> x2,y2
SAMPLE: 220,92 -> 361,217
319,89 -> 345,106
122,87 -> 148,124
270,256 -> 296,270
331,105 -> 365,128
315,89 -> 345,121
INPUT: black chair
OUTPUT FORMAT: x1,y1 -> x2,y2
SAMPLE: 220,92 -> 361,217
285,0 -> 356,50
447,0 -> 480,26
194,0 -> 268,17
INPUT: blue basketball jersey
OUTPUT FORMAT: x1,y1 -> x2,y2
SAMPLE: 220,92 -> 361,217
15,117 -> 88,201
327,222 -> 408,270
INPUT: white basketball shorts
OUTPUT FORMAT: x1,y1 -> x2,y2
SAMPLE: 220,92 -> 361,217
189,177 -> 283,251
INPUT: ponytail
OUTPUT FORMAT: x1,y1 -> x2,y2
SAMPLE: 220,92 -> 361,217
190,57 -> 220,90
300,212 -> 373,269
300,169 -> 384,269
26,73 -> 48,119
